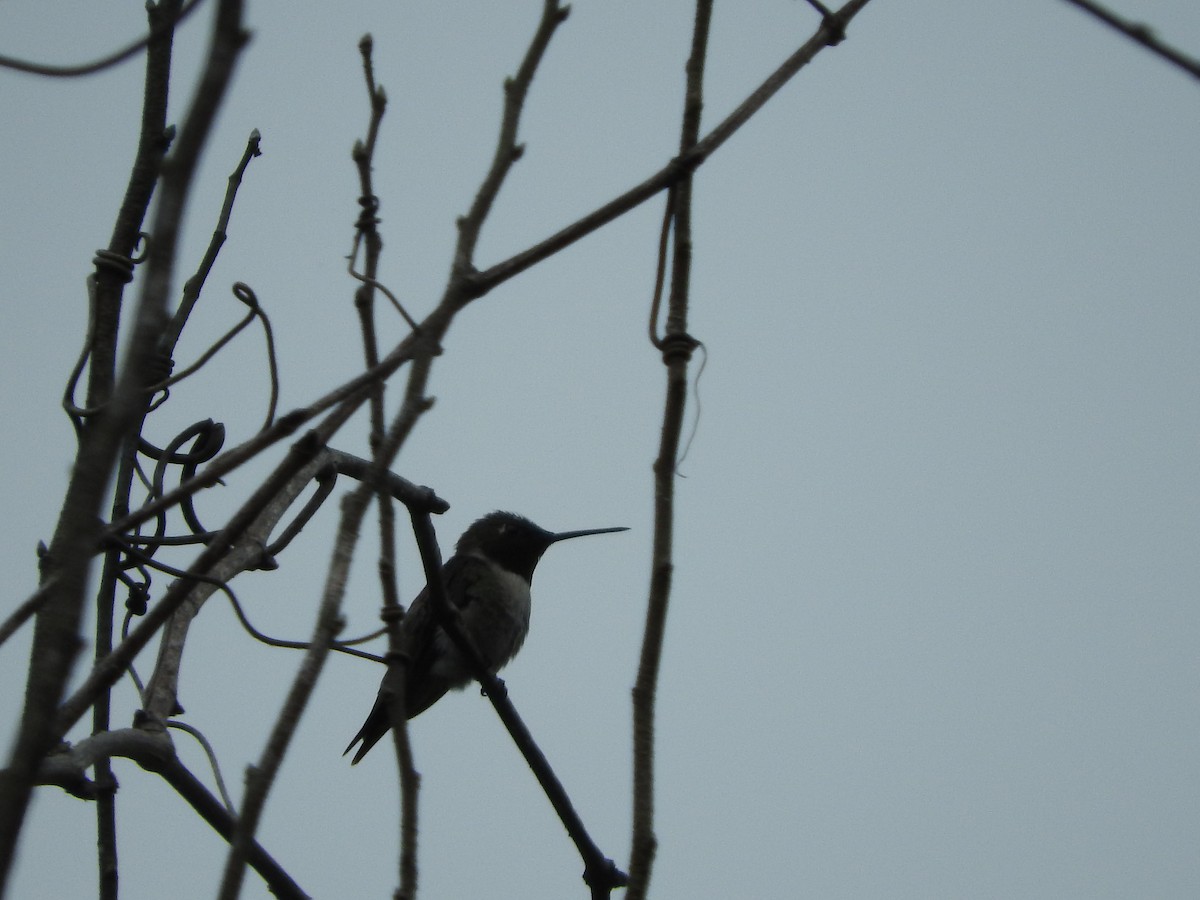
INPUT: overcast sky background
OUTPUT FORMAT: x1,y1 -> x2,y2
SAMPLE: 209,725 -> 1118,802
2,1 -> 1199,898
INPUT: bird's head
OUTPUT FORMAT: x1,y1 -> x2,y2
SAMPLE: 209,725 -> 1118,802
457,511 -> 628,582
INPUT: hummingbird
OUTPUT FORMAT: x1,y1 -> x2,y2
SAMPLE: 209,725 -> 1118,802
344,511 -> 627,764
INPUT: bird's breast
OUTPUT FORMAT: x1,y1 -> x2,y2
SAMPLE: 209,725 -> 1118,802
462,555 -> 532,668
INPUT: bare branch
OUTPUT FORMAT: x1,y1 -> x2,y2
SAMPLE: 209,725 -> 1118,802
139,450 -> 329,720
222,580 -> 385,665
0,3 -> 249,889
19,729 -> 307,897
346,38 -> 422,896
0,576 -> 58,651
471,0 -> 872,297
55,430 -> 323,739
216,551 -> 346,900
326,449 -> 447,511
0,0 -> 207,78
407,511 -> 628,895
629,0 -> 707,885
1059,0 -> 1200,80
165,720 -> 236,813
161,757 -> 310,899
163,130 -> 264,352
452,0 -> 571,278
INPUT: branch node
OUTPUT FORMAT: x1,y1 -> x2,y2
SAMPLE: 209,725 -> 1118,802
802,1 -> 847,45
584,857 -> 630,891
93,248 -> 138,284
659,331 -> 700,364
380,606 -> 405,625
251,541 -> 280,571
480,676 -> 508,701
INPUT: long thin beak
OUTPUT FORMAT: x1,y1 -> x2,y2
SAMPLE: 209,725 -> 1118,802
549,526 -> 629,544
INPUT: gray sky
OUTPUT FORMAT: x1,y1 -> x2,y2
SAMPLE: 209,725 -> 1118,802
2,1 -> 1199,898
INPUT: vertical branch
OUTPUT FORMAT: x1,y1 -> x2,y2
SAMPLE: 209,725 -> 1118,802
89,4 -> 185,896
349,35 -> 421,899
0,2 -> 248,891
628,2 -> 711,898
390,684 -> 420,900
88,0 -> 183,411
336,16 -> 573,892
349,35 -> 397,626
351,34 -> 389,452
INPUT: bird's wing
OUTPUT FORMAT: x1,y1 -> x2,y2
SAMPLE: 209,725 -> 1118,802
343,555 -> 474,764
402,553 -> 474,686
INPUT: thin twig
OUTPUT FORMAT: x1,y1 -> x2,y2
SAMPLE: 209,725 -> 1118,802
165,130 -> 263,353
223,581 -> 385,664
1059,0 -> 1200,80
0,577 -> 59,650
331,624 -> 388,646
348,35 -> 421,899
149,305 -> 256,391
647,189 -> 674,349
0,0 -> 207,77
348,255 -> 421,332
452,0 -> 571,278
471,0 -> 871,298
165,720 -> 236,813
257,459 -> 338,559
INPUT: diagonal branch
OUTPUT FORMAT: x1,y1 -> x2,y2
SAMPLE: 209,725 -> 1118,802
470,0 -> 872,299
408,512 -> 628,896
1059,0 -> 1200,81
140,452 -> 330,721
54,430 -> 324,740
19,729 -> 308,897
453,0 -> 571,274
